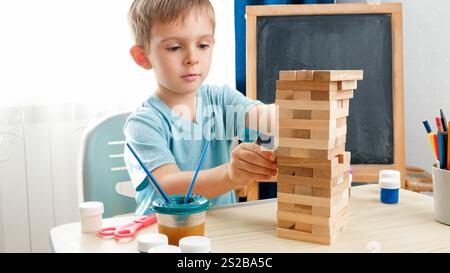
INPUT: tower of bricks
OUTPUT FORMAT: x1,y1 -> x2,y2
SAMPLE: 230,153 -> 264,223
275,70 -> 363,245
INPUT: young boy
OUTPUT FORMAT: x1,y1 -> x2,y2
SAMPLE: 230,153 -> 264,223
125,0 -> 277,215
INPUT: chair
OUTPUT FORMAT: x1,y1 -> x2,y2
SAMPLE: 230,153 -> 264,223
78,111 -> 137,217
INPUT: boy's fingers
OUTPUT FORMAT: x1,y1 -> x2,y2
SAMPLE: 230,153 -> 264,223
234,168 -> 272,182
236,160 -> 277,177
240,143 -> 276,161
237,150 -> 277,170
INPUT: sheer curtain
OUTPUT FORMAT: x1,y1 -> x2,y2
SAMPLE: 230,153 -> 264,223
0,0 -> 235,252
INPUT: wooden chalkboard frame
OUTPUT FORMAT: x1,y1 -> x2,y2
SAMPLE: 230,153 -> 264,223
245,3 -> 405,193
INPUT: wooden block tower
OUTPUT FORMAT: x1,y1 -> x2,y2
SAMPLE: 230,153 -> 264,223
275,70 -> 363,245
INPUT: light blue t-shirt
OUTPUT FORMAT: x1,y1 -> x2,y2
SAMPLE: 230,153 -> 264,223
123,84 -> 262,215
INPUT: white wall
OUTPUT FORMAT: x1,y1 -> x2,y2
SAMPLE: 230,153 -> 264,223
0,0 -> 235,253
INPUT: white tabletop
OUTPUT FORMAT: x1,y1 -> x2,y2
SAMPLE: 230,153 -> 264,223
50,185 -> 450,253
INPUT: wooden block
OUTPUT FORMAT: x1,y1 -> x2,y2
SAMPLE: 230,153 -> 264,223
310,90 -> 354,101
278,156 -> 339,169
311,108 -> 349,120
279,128 -> 310,139
278,137 -> 331,150
279,71 -> 296,80
277,228 -> 331,245
312,200 -> 348,218
279,118 -> 331,130
277,174 -> 341,190
277,183 -> 295,194
278,202 -> 312,215
310,126 -> 347,140
277,192 -> 330,208
276,144 -> 346,160
312,70 -> 364,81
296,70 -> 314,81
278,135 -> 345,150
278,220 -> 295,229
293,91 -> 311,100
279,108 -> 293,118
277,210 -> 330,226
295,223 -> 312,233
277,80 -> 339,91
293,110 -> 312,119
276,99 -> 335,111
278,165 -> 313,177
311,210 -> 347,237
295,185 -> 313,196
276,90 -> 294,100
338,80 -> 357,90
277,80 -> 356,91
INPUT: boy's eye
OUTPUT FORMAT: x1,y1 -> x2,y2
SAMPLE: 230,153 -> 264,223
167,46 -> 182,52
199,44 -> 210,50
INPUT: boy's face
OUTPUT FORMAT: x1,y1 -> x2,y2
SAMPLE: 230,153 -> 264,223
132,9 -> 215,95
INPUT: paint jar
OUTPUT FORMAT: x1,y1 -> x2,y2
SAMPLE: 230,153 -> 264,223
137,233 -> 168,253
152,194 -> 210,246
432,167 -> 450,225
148,245 -> 181,253
179,236 -> 211,253
379,170 -> 401,204
78,201 -> 104,233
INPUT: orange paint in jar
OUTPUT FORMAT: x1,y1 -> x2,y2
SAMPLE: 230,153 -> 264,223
152,194 -> 209,246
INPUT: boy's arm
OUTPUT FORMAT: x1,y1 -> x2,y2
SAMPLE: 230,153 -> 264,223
246,104 -> 278,136
151,163 -> 234,200
151,143 -> 277,200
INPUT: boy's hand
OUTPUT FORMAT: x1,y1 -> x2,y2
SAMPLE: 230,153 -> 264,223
226,143 -> 278,187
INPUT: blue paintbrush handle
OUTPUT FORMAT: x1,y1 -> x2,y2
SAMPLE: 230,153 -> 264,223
126,143 -> 172,204
184,141 -> 210,204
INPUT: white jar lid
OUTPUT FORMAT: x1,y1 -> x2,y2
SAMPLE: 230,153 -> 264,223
179,236 -> 211,253
78,202 -> 104,216
137,233 -> 168,253
379,170 -> 401,181
379,178 -> 401,189
148,245 -> 181,253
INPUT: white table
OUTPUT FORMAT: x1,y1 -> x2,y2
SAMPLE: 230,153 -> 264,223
50,185 -> 450,253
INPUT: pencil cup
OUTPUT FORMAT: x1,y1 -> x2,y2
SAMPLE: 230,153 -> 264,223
432,167 -> 450,225
152,194 -> 210,246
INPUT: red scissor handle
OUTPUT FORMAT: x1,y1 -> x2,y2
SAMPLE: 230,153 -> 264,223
114,214 -> 157,240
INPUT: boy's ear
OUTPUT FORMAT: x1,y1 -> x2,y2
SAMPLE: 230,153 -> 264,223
130,46 -> 152,70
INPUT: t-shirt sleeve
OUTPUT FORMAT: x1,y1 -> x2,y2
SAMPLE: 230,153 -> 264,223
220,85 -> 262,142
123,112 -> 176,192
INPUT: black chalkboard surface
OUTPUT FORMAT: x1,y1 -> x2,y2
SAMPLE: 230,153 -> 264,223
256,14 -> 393,165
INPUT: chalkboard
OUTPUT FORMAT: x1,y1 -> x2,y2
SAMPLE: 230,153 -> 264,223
256,14 -> 393,165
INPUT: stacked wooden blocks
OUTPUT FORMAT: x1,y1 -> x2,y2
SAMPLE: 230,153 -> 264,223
276,70 -> 363,245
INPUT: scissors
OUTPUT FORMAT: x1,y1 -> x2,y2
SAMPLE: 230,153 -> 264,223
97,214 -> 157,241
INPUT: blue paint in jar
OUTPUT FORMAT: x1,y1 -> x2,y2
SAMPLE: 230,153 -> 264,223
379,178 -> 400,204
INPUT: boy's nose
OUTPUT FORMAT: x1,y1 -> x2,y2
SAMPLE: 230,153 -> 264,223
184,56 -> 199,65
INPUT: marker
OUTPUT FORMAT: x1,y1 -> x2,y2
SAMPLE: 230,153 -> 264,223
438,132 -> 446,169
433,133 -> 440,161
443,132 -> 448,170
422,120 -> 432,134
447,123 -> 450,170
441,109 -> 448,132
428,133 -> 439,160
436,117 -> 444,133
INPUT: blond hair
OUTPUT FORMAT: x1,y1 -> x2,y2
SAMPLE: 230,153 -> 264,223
129,0 -> 215,50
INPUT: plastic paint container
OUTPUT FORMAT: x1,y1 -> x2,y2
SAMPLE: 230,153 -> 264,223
137,233 -> 168,253
379,170 -> 401,181
179,236 -> 211,253
378,170 -> 401,204
148,245 -> 181,253
78,202 -> 104,233
152,194 -> 210,246
379,177 -> 401,204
